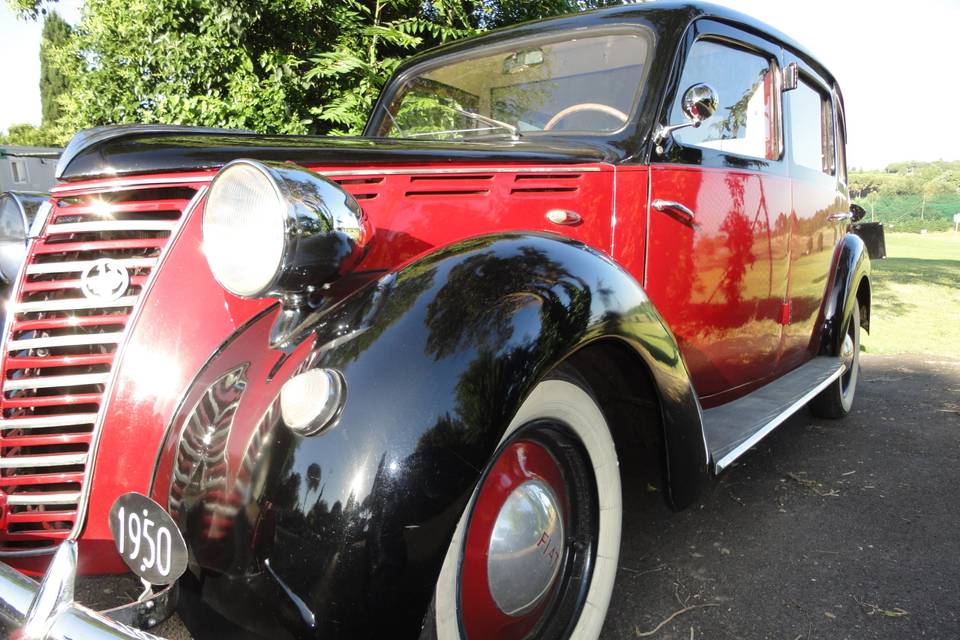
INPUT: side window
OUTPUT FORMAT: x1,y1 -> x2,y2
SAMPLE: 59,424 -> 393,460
672,39 -> 779,160
789,79 -> 835,174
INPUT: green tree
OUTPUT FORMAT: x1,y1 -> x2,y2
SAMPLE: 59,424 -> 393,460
0,123 -> 60,146
14,0 -> 630,138
471,0 -> 624,28
6,0 -> 59,19
40,11 -> 72,125
305,0 -> 474,134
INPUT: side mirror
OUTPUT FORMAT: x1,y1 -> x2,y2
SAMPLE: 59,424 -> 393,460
850,203 -> 867,223
655,83 -> 720,152
680,83 -> 719,125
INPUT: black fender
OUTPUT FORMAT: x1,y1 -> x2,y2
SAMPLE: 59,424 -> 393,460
816,232 -> 871,357
159,233 -> 706,639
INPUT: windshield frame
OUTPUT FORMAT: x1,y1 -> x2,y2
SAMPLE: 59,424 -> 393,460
367,24 -> 657,142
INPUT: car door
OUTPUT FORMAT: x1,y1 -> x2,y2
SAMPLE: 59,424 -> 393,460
778,57 -> 849,371
645,23 -> 792,402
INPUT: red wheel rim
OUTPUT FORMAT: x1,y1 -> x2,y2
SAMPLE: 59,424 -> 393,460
459,439 -> 569,640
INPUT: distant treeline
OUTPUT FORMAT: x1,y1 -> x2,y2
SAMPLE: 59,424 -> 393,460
850,161 -> 960,232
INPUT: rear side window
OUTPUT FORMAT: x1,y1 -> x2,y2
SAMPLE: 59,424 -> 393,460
789,79 -> 836,174
671,39 -> 779,160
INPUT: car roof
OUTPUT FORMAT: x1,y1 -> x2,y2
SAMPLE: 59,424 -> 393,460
398,1 -> 838,90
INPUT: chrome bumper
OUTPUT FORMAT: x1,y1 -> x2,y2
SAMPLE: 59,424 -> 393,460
0,541 -> 164,640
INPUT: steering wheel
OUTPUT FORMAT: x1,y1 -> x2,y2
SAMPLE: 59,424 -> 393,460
543,103 -> 629,130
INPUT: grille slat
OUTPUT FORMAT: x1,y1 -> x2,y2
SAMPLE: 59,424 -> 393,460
1,184 -> 196,552
26,257 -> 159,275
11,295 -> 138,314
0,452 -> 88,469
0,414 -> 99,430
45,220 -> 178,234
3,372 -> 111,391
7,332 -> 125,351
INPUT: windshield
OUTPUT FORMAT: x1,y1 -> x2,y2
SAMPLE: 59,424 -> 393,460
376,29 -> 652,140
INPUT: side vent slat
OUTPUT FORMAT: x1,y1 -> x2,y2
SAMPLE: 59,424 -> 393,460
510,172 -> 583,196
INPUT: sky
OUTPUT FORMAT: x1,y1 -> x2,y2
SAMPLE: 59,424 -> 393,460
0,0 -> 957,170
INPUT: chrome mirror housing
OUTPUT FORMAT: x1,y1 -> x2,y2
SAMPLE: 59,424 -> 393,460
654,82 -> 720,153
680,83 -> 719,124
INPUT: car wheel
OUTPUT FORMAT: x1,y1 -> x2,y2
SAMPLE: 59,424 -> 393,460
426,370 -> 622,640
810,303 -> 861,418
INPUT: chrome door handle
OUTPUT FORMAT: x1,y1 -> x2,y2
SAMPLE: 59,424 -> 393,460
652,199 -> 697,226
828,212 -> 853,222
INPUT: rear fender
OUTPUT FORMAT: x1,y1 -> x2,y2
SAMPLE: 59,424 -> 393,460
817,232 -> 871,356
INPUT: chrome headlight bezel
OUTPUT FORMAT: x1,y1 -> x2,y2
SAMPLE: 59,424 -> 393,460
202,159 -> 371,299
0,191 -> 50,284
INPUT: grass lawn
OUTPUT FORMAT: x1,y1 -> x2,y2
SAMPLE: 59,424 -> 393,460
861,231 -> 960,356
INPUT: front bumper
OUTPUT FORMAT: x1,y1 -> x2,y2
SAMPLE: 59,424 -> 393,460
0,542 -> 168,640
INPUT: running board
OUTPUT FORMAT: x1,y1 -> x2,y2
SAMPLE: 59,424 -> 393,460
703,357 -> 845,474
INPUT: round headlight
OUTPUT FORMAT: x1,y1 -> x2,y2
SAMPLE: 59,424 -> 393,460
203,162 -> 287,297
202,159 -> 371,299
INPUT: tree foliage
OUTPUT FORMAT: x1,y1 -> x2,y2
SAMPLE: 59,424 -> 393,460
40,11 -> 71,124
849,161 -> 960,199
0,122 -> 61,146
850,160 -> 960,231
6,0 -> 626,145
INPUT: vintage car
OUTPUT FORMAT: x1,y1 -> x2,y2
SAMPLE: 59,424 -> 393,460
0,2 -> 876,639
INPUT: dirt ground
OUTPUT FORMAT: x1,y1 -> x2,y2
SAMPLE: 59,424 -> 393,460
602,354 -> 960,639
27,353 -> 960,639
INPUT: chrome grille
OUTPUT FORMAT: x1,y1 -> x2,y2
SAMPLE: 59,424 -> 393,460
0,184 -> 198,553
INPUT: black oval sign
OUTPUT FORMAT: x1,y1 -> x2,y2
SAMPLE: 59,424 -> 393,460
108,492 -> 188,585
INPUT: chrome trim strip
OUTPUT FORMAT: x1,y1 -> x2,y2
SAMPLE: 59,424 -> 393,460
50,165 -> 606,195
68,186 -> 207,540
713,364 -> 845,473
0,414 -> 99,430
46,220 -> 178,234
0,452 -> 88,469
8,332 -> 124,351
6,492 -> 82,506
11,295 -> 138,314
52,175 -> 215,195
326,166 -> 603,176
3,372 -> 111,391
26,258 -> 158,275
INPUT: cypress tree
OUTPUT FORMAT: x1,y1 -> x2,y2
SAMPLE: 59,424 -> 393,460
39,12 -> 72,125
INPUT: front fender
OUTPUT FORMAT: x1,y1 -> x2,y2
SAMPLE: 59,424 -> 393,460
153,233 -> 705,639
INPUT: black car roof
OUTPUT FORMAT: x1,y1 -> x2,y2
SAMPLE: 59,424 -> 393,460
394,1 -> 838,89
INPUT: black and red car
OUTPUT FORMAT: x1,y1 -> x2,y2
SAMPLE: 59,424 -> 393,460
0,3 -> 876,639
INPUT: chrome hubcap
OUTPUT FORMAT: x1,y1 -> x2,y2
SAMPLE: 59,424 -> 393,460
487,479 -> 565,616
841,333 -> 855,370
